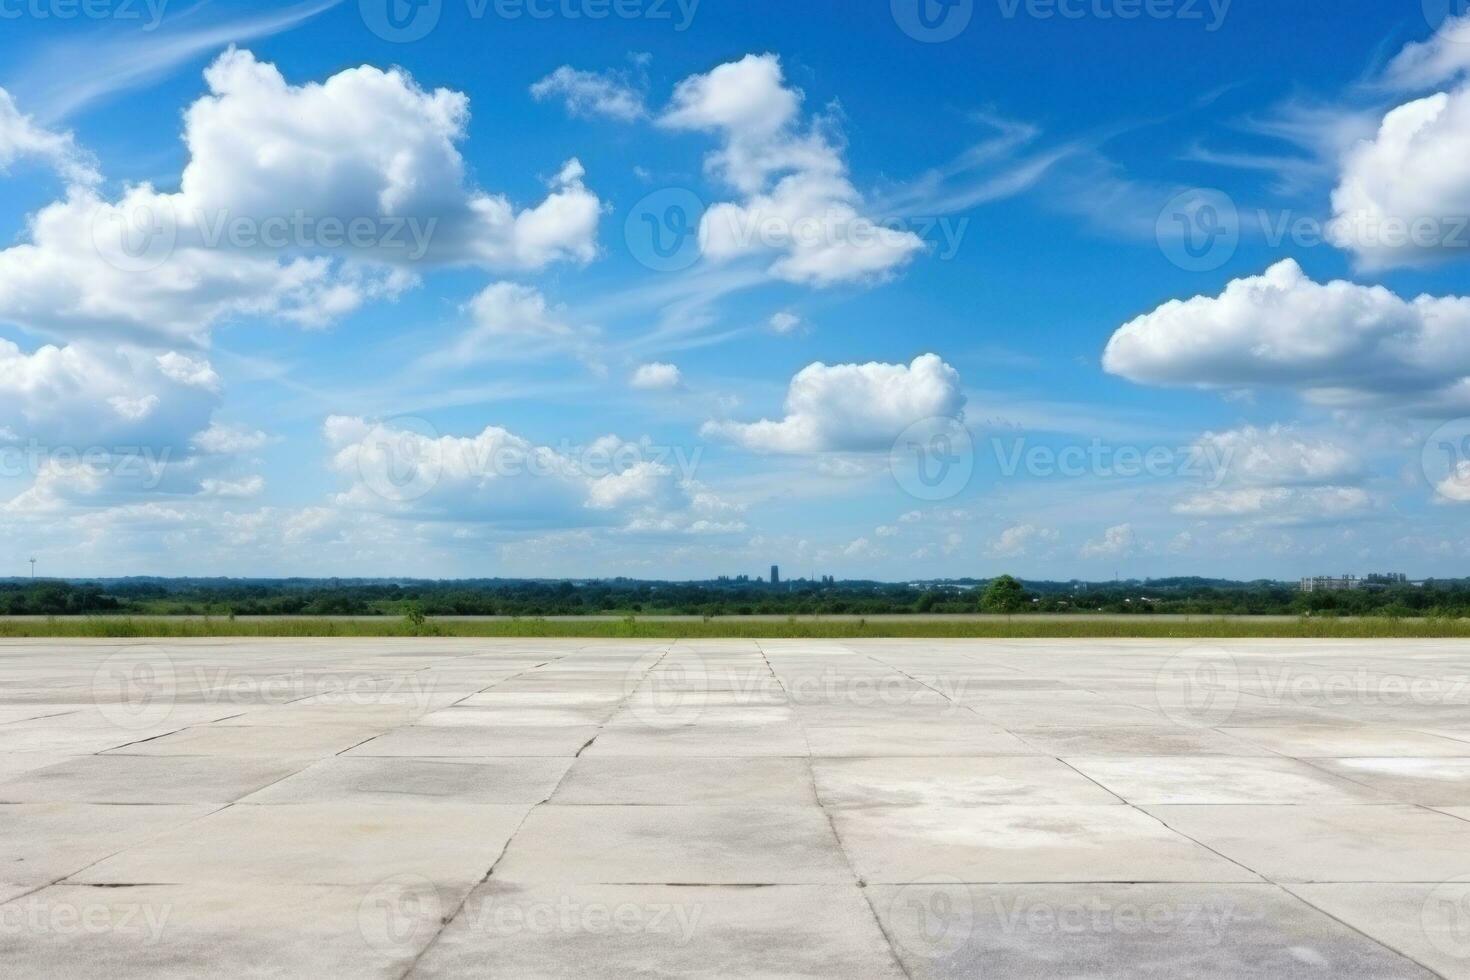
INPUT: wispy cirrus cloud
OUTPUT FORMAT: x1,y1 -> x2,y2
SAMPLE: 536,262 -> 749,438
7,0 -> 342,122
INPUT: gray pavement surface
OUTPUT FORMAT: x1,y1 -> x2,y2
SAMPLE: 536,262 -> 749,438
0,637 -> 1467,977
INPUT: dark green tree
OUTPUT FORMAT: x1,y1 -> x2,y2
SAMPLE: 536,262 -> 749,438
981,575 -> 1029,614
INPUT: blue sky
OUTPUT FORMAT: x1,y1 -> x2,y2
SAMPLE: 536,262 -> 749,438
1,0 -> 1468,580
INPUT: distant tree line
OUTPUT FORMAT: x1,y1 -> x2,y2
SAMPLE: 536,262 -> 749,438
1,576 -> 1467,618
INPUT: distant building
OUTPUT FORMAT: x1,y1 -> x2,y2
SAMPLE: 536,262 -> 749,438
770,565 -> 780,585
1301,572 -> 1412,592
1363,573 -> 1409,586
1301,576 -> 1360,593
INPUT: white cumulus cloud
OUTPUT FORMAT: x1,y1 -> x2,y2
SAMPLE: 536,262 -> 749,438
702,354 -> 964,454
659,54 -> 924,286
1330,87 -> 1470,267
0,340 -> 220,452
1103,259 -> 1470,411
1080,523 -> 1134,559
989,523 -> 1058,558
0,50 -> 603,349
1173,486 -> 1373,522
0,87 -> 97,185
1194,424 -> 1363,487
531,65 -> 647,121
325,418 -> 736,536
631,362 -> 682,390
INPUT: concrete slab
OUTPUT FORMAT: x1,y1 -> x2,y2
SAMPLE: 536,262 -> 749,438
0,707 -> 79,725
0,882 -> 438,979
5,637 -> 1470,974
1310,758 -> 1470,806
241,757 -> 571,805
1144,805 -> 1470,882
457,690 -> 626,707
583,724 -> 810,757
493,805 -> 854,884
972,702 -> 1171,728
345,724 -> 601,757
0,883 -> 33,904
1288,882 -> 1470,979
812,757 -> 1122,807
551,757 -> 817,805
804,725 -> 1040,757
1064,757 -> 1391,804
870,882 -> 1435,979
105,723 -> 385,758
1220,726 -> 1470,758
412,882 -> 905,978
831,805 -> 1261,884
0,755 -> 305,804
1012,726 -> 1271,756
418,705 -> 616,727
0,803 -> 214,885
73,802 -> 530,887
208,704 -> 447,727
0,754 -> 73,780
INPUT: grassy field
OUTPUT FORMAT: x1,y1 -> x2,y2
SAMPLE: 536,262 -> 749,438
1,616 -> 1468,639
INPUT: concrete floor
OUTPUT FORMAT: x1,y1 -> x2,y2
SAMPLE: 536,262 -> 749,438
0,639 -> 1467,978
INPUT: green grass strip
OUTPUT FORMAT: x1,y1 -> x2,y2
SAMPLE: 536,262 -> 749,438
1,616 -> 1469,639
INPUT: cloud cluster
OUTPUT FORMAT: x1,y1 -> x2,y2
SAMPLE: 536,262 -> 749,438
702,354 -> 964,453
324,417 -> 739,535
1080,523 -> 1134,559
1383,14 -> 1470,91
1173,485 -> 1372,521
658,54 -> 924,286
427,282 -> 599,367
531,65 -> 647,121
0,89 -> 97,185
0,51 -> 602,350
989,523 -> 1058,558
1330,89 -> 1470,267
1193,424 -> 1362,486
1173,424 -> 1372,525
630,362 -> 682,390
1332,16 -> 1470,267
0,341 -> 219,452
1103,259 -> 1470,412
